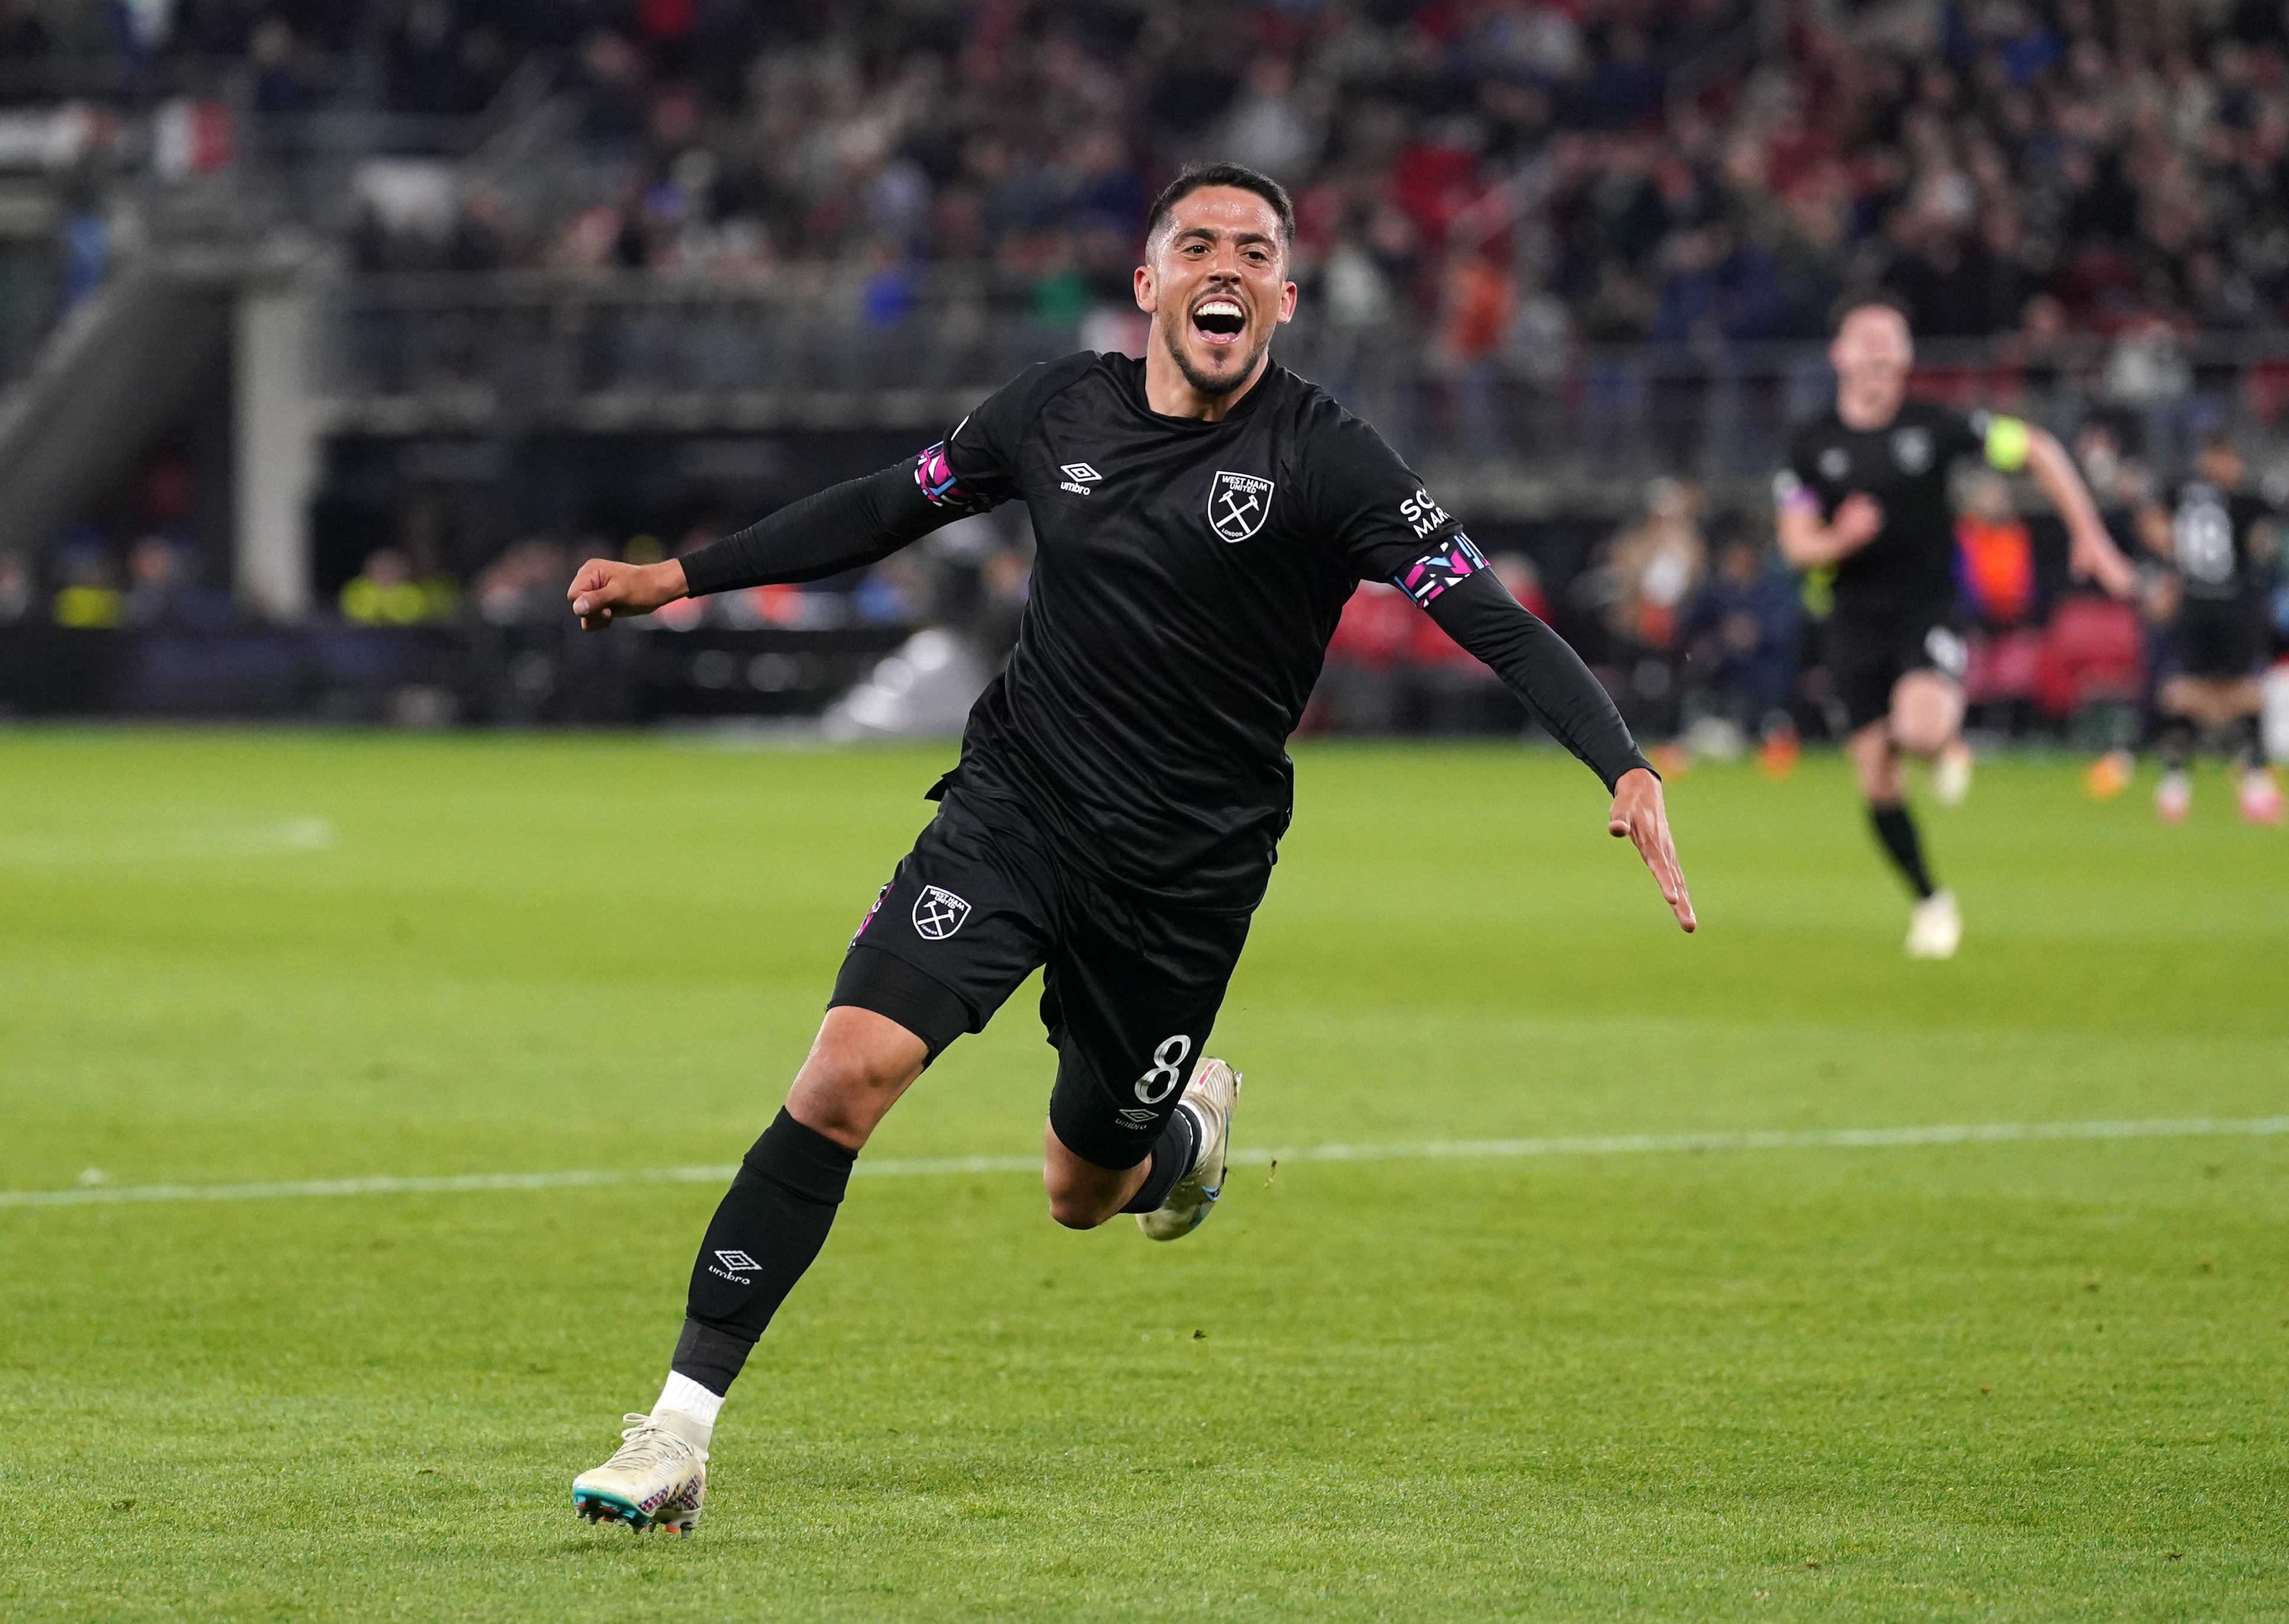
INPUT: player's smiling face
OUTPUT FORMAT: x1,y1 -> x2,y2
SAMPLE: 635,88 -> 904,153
1136,186 -> 1297,403
1830,305 -> 1913,413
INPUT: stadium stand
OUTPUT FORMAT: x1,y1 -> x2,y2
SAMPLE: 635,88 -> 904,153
0,1 -> 2282,737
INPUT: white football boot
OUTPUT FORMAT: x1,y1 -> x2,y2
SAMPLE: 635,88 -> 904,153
1932,740 -> 1974,807
2156,771 -> 2192,823
1137,1059 -> 1240,1242
572,1411 -> 708,1535
1905,888 -> 1961,959
2238,768 -> 2283,826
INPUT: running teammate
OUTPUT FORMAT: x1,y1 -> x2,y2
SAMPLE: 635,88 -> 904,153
554,163 -> 1695,1533
2135,435 -> 2284,823
1775,293 -> 2136,958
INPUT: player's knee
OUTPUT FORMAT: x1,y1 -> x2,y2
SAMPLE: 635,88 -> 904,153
1040,1163 -> 1119,1230
1893,714 -> 1950,756
1045,1190 -> 1108,1230
786,1051 -> 911,1148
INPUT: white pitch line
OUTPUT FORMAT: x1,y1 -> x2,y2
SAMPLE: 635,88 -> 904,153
5,1116 -> 2285,1211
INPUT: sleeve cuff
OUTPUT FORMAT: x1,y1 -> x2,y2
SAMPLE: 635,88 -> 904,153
1604,752 -> 1658,791
676,542 -> 740,599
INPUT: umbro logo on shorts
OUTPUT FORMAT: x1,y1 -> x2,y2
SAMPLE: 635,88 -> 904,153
912,885 -> 972,940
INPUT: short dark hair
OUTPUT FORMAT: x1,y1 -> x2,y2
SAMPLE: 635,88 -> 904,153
1829,287 -> 1915,337
1144,161 -> 1295,254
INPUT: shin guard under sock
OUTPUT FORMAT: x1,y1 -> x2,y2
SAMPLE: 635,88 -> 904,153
1119,1103 -> 1201,1215
673,1109 -> 857,1397
1869,803 -> 1937,900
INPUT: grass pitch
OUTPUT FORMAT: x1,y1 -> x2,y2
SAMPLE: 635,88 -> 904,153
2,728 -> 2285,1622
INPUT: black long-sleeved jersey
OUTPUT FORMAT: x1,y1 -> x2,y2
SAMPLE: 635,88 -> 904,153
1777,402 -> 2027,615
682,352 -> 1650,911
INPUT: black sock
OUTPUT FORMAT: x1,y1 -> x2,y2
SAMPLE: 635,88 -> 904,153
2160,715 -> 2198,774
672,1108 -> 857,1397
2231,714 -> 2266,771
1869,802 -> 1936,900
1120,1104 -> 1200,1215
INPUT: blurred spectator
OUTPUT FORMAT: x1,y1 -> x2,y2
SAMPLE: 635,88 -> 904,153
473,537 -> 571,627
0,553 -> 30,623
124,534 -> 197,627
1955,472 -> 2038,628
52,544 -> 122,628
1681,529 -> 1800,736
341,547 -> 456,625
1582,478 -> 1707,652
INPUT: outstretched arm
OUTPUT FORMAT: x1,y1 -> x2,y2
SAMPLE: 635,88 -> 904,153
1421,569 -> 1697,932
568,458 -> 970,629
2024,427 -> 2137,599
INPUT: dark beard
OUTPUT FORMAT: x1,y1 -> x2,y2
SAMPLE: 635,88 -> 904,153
1163,320 -> 1271,399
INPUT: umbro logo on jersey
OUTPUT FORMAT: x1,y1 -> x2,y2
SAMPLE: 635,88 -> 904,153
1892,425 -> 1934,474
1059,462 -> 1102,496
1209,470 -> 1275,543
1818,446 -> 1851,480
912,885 -> 971,940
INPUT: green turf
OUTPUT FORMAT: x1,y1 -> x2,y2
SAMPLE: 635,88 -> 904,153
2,728 -> 2285,1622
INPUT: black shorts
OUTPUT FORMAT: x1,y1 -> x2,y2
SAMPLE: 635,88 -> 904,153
2168,601 -> 2263,681
1822,605 -> 1967,733
828,792 -> 1251,1171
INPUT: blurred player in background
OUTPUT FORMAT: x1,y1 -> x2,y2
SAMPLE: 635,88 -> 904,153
1775,293 -> 2137,958
553,163 -> 1695,1535
2136,435 -> 2285,824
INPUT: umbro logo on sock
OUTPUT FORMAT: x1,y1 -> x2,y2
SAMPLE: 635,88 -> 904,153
708,1249 -> 759,1284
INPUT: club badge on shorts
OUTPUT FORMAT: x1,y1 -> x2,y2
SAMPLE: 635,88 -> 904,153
1208,470 -> 1274,543
912,885 -> 971,940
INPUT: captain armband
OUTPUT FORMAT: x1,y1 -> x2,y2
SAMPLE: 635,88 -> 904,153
913,438 -> 996,516
1977,412 -> 2032,473
1394,531 -> 1488,608
1773,469 -> 1820,515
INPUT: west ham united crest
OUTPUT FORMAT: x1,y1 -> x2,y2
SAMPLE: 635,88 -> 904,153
1208,470 -> 1275,543
911,885 -> 971,940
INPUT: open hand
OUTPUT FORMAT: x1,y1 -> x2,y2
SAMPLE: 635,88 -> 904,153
566,558 -> 688,630
1608,766 -> 1696,932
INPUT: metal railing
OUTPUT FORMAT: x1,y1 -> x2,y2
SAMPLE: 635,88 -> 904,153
312,272 -> 2289,509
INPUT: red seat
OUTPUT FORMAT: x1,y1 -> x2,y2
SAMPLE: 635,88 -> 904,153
1963,627 -> 2044,705
2034,595 -> 2144,718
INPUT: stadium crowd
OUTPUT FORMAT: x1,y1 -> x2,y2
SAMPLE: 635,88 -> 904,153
12,1 -> 2289,347
4,2 -> 2289,744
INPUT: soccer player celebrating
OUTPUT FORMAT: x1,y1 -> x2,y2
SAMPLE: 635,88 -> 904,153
1774,293 -> 2135,959
556,162 -> 1694,1533
2135,434 -> 2285,824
